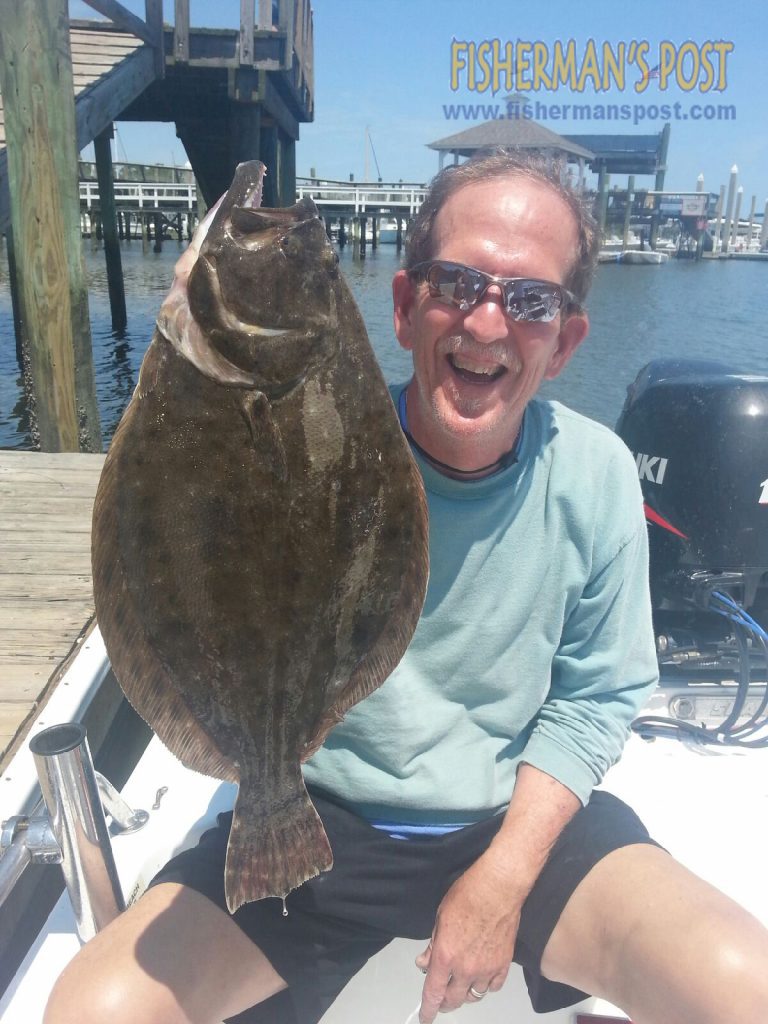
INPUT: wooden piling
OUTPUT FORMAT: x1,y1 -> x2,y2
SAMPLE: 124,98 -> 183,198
371,216 -> 378,251
622,176 -> 634,249
280,129 -> 296,207
396,217 -> 403,252
596,164 -> 609,235
359,216 -> 367,258
0,0 -> 101,452
260,122 -> 278,207
94,127 -> 127,333
153,212 -> 163,252
746,195 -> 756,251
5,227 -> 26,370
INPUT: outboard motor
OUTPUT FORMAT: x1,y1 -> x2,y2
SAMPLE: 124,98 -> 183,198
617,359 -> 768,614
617,360 -> 768,744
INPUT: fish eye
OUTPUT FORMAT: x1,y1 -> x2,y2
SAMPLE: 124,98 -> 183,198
280,236 -> 302,259
320,248 -> 339,277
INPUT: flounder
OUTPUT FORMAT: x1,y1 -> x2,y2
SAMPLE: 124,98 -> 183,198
92,161 -> 429,912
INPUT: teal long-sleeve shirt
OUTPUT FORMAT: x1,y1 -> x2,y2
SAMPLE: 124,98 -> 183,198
303,393 -> 659,821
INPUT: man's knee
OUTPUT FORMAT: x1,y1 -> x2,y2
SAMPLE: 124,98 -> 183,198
45,949 -> 177,1024
542,844 -> 768,1023
689,909 -> 768,1024
43,883 -> 287,1024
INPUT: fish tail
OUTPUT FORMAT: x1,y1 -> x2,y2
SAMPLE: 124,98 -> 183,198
224,779 -> 333,913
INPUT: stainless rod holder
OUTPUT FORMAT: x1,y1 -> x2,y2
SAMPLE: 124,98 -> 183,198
29,723 -> 126,941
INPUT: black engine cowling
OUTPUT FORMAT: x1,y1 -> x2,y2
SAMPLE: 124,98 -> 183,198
616,359 -> 768,613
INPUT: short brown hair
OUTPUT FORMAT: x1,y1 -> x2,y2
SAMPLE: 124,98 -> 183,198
405,149 -> 600,305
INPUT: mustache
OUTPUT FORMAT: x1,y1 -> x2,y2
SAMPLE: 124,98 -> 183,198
437,334 -> 522,372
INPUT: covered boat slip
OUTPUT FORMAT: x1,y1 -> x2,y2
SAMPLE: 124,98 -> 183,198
0,451 -> 107,770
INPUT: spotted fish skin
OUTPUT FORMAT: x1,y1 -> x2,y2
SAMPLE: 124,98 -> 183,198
92,162 -> 429,911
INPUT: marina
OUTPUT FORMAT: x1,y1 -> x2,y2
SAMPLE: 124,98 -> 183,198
1,1 -> 768,1021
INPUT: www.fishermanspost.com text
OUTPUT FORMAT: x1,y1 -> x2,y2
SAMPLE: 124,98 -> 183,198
443,99 -> 737,128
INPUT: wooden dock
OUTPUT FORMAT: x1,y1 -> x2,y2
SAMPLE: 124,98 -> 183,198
0,451 -> 105,771
0,20 -> 156,236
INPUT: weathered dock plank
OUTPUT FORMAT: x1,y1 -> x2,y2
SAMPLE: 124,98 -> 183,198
0,451 -> 105,770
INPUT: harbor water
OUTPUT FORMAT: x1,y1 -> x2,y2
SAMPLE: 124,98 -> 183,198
0,239 -> 765,450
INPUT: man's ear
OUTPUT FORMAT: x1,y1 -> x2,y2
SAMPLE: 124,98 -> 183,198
544,310 -> 590,380
392,270 -> 417,351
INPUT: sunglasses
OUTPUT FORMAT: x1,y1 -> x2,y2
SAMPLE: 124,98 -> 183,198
409,260 -> 578,323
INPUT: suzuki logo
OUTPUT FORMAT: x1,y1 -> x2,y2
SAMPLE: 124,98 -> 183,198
633,453 -> 669,485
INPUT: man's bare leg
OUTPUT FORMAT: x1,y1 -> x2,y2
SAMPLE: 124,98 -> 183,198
44,883 -> 287,1024
541,844 -> 768,1024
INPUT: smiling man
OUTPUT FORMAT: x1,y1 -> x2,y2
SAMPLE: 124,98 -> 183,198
393,168 -> 589,473
45,151 -> 768,1024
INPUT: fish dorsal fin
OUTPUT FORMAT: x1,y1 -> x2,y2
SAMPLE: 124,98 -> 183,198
92,452 -> 240,784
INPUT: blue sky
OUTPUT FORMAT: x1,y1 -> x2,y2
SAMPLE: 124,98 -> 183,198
71,0 -> 767,205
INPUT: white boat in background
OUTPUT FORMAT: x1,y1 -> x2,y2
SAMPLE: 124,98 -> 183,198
598,250 -> 670,265
620,250 -> 669,265
377,217 -> 400,244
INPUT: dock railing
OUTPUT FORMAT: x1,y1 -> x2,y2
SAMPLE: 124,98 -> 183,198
79,0 -> 313,114
81,0 -> 165,76
170,0 -> 313,113
76,173 -> 429,217
295,179 -> 428,215
80,180 -> 196,211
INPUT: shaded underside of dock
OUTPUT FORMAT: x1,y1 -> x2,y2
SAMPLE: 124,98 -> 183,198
0,7 -> 314,234
0,452 -> 105,770
0,23 -> 153,235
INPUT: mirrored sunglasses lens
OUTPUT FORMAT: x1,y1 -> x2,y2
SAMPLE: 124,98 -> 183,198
427,264 -> 483,308
426,265 -> 459,302
453,268 -> 485,308
506,284 -> 562,322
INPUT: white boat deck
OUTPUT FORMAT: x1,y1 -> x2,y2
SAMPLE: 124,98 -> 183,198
3,636 -> 767,1023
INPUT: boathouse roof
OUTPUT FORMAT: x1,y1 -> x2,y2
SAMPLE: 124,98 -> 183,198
428,118 -> 596,161
561,133 -> 668,175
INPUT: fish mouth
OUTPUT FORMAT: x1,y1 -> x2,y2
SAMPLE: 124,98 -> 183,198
243,178 -> 263,210
228,196 -> 321,242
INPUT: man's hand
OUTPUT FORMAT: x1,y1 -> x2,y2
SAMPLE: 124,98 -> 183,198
415,849 -> 521,1023
416,765 -> 582,1021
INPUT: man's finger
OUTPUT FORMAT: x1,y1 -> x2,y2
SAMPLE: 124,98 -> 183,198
488,966 -> 509,993
465,980 -> 491,1002
418,960 -> 451,1024
414,938 -> 433,973
437,972 -> 475,1014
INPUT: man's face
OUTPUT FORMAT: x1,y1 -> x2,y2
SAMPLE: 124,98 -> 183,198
393,176 -> 589,469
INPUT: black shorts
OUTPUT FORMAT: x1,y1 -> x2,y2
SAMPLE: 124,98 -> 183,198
150,787 -> 660,1023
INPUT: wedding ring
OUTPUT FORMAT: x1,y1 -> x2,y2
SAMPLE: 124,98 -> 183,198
469,985 -> 487,1000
